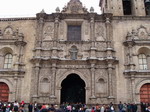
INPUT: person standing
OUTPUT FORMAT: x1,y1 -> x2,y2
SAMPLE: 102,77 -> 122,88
28,103 -> 33,112
14,101 -> 19,112
118,101 -> 123,112
100,105 -> 105,112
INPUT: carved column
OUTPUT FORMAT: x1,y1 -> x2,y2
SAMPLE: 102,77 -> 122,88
104,13 -> 113,48
14,33 -> 26,70
14,77 -> 18,101
89,13 -> 97,59
128,43 -> 135,70
36,12 -> 46,47
52,14 -> 59,58
90,64 -> 96,98
33,61 -> 41,97
107,62 -> 113,97
104,14 -> 115,99
89,13 -> 96,47
50,61 -> 57,103
130,74 -> 135,103
89,60 -> 97,103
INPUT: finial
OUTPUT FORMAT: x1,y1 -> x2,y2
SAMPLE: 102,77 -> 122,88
40,9 -> 45,13
90,7 -> 94,13
55,7 -> 60,13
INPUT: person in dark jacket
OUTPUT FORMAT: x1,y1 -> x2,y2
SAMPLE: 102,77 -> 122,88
28,102 -> 33,112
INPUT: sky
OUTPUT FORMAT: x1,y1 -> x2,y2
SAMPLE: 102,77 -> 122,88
0,0 -> 101,18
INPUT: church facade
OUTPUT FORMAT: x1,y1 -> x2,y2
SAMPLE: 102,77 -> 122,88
0,0 -> 150,104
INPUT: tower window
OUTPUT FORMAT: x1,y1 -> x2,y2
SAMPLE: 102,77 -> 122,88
122,0 -> 132,15
145,0 -> 150,15
67,25 -> 81,41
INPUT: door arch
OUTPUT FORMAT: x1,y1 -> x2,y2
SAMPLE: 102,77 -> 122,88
0,82 -> 9,102
140,83 -> 150,103
61,74 -> 85,104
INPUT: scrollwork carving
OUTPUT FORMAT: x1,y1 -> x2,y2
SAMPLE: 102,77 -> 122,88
43,25 -> 54,40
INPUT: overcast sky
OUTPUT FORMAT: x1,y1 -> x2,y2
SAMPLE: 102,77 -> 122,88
0,0 -> 101,18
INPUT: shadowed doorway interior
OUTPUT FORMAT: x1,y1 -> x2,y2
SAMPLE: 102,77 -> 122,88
61,74 -> 85,104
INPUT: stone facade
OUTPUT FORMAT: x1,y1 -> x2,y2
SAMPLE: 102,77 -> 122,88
0,0 -> 150,104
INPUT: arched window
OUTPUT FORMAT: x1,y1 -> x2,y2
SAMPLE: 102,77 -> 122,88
144,0 -> 150,15
4,53 -> 13,69
122,0 -> 132,15
70,46 -> 78,60
139,54 -> 147,70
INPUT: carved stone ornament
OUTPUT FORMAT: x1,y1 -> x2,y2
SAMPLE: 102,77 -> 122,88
95,24 -> 105,41
137,25 -> 150,39
126,25 -> 150,40
61,0 -> 88,14
43,25 -> 54,40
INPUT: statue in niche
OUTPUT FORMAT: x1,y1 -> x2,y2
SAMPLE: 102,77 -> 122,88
43,26 -> 54,40
95,25 -> 105,41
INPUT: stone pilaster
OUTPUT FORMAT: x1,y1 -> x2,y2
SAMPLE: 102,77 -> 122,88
89,60 -> 97,104
131,74 -> 135,103
104,13 -> 113,48
33,61 -> 41,98
89,13 -> 96,47
52,13 -> 60,59
50,60 -> 57,103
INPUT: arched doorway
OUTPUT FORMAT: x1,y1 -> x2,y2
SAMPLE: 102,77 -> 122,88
61,74 -> 85,104
140,83 -> 150,103
0,82 -> 9,102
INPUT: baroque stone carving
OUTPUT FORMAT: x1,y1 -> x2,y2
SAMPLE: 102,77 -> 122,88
95,24 -> 105,41
126,25 -> 150,40
61,0 -> 88,14
137,25 -> 150,39
43,26 -> 54,40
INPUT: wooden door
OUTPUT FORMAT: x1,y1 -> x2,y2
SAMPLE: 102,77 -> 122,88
0,82 -> 9,102
140,83 -> 150,103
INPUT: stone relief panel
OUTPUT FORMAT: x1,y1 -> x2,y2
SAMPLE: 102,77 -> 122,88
42,41 -> 53,49
96,42 -> 107,51
96,52 -> 105,58
43,23 -> 54,40
126,25 -> 150,40
95,23 -> 106,41
137,25 -> 150,39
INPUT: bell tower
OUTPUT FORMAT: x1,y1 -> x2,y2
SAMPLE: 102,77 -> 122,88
99,0 -> 149,16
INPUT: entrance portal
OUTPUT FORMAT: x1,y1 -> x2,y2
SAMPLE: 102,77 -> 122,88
0,82 -> 9,102
140,83 -> 150,103
61,74 -> 85,104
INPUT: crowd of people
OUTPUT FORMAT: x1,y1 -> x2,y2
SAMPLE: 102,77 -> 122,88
0,101 -> 150,112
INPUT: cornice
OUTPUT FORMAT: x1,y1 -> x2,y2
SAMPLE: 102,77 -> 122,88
0,17 -> 36,21
113,16 -> 150,20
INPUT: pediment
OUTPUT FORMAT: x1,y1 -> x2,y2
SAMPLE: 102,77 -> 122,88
126,25 -> 150,41
61,0 -> 88,14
